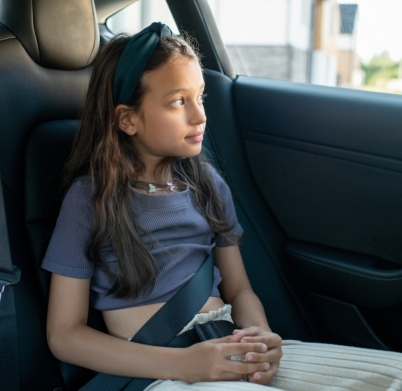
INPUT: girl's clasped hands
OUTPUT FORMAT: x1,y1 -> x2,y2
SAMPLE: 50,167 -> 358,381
235,326 -> 283,384
181,326 -> 282,385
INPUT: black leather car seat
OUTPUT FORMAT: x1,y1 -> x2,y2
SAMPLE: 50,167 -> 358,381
0,0 -> 99,389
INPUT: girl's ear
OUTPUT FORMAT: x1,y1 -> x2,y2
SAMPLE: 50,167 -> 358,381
114,104 -> 139,136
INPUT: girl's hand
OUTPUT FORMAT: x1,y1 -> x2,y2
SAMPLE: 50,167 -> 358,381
233,326 -> 283,385
178,331 -> 271,384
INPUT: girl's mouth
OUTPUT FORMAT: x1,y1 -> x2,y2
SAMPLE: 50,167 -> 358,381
185,131 -> 204,143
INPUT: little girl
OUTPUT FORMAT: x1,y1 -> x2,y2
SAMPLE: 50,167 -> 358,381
42,23 -> 402,391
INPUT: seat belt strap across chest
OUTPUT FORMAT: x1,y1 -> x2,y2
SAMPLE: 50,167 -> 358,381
80,250 -> 215,391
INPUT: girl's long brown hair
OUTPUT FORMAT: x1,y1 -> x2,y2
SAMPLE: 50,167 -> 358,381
64,34 -> 236,299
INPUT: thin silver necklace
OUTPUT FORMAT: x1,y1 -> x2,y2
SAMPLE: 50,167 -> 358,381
130,178 -> 178,193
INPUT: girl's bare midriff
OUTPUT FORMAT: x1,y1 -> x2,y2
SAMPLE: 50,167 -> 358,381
103,296 -> 225,340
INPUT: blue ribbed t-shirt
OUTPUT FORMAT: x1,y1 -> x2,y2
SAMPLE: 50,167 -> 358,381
41,166 -> 243,311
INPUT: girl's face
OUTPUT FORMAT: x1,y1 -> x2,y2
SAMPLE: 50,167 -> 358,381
117,58 -> 206,168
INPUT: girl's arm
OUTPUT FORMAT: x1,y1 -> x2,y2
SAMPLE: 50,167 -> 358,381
215,245 -> 283,385
46,272 -> 269,383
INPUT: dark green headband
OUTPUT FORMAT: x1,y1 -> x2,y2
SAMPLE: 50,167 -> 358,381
112,22 -> 175,106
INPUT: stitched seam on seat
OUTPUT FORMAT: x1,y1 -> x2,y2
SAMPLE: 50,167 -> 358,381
30,0 -> 40,62
295,255 -> 402,281
0,35 -> 15,41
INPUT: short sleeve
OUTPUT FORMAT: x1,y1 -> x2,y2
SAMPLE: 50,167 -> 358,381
41,178 -> 95,278
208,165 -> 244,247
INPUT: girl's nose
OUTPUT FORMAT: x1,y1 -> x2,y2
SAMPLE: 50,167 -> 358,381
189,102 -> 207,125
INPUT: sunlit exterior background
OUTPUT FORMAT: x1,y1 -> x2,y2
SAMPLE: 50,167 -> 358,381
108,0 -> 402,95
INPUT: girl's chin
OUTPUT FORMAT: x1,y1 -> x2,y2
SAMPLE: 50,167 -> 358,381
177,144 -> 203,158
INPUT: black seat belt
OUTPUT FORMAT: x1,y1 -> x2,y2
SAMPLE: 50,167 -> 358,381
0,174 -> 22,390
80,250 -> 215,391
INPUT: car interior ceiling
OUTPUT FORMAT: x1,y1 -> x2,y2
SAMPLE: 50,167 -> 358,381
1,0 -> 402,390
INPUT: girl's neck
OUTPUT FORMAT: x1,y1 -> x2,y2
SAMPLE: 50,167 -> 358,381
137,165 -> 174,185
137,174 -> 174,184
132,163 -> 186,195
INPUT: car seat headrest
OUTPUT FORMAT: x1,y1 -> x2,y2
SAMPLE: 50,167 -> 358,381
0,0 -> 99,70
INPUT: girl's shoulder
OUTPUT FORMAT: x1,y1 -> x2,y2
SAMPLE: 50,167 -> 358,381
60,176 -> 95,215
203,163 -> 231,194
66,176 -> 94,197
202,161 -> 220,179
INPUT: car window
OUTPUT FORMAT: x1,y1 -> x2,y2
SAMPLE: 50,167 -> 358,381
207,0 -> 402,95
106,0 -> 179,36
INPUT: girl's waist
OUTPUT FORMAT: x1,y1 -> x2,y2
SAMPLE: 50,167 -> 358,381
103,296 -> 226,340
91,257 -> 223,311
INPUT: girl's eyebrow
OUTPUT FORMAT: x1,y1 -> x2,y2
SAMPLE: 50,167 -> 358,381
163,84 -> 205,98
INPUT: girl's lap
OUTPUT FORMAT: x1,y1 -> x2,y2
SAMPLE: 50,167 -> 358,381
145,340 -> 402,391
270,340 -> 402,391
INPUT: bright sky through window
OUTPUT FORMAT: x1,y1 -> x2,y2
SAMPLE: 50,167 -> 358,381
336,0 -> 402,61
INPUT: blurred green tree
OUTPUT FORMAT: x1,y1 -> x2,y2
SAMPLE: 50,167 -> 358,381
362,51 -> 400,86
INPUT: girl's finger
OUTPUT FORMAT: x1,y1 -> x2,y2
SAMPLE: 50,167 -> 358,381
228,360 -> 271,376
249,362 -> 279,385
233,327 -> 260,336
213,332 -> 245,344
240,334 -> 282,347
248,371 -> 264,383
244,348 -> 282,363
221,342 -> 268,357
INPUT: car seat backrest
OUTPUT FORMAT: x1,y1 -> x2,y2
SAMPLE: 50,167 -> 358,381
0,1 -> 99,389
0,0 -> 99,69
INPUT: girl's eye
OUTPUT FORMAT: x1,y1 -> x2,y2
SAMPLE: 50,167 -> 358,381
171,98 -> 184,107
198,93 -> 208,104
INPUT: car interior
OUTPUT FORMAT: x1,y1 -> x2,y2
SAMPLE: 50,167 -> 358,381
1,0 -> 402,390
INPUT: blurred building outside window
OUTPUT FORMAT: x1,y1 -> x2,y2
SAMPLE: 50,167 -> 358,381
207,0 -> 402,94
107,0 -> 402,95
207,0 -> 314,84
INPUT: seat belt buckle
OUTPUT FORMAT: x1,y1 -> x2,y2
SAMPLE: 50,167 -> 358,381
0,265 -> 21,304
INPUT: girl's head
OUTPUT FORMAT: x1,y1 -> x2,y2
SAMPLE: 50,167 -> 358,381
115,37 -> 207,170
76,25 -> 206,183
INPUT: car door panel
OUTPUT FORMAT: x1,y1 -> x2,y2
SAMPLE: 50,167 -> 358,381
286,240 -> 402,308
235,77 -> 402,160
231,76 -> 402,351
234,77 -> 402,263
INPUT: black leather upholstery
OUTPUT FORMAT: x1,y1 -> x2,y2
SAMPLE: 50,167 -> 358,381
286,240 -> 402,308
0,0 -> 99,70
0,1 -> 99,389
25,121 -> 78,297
